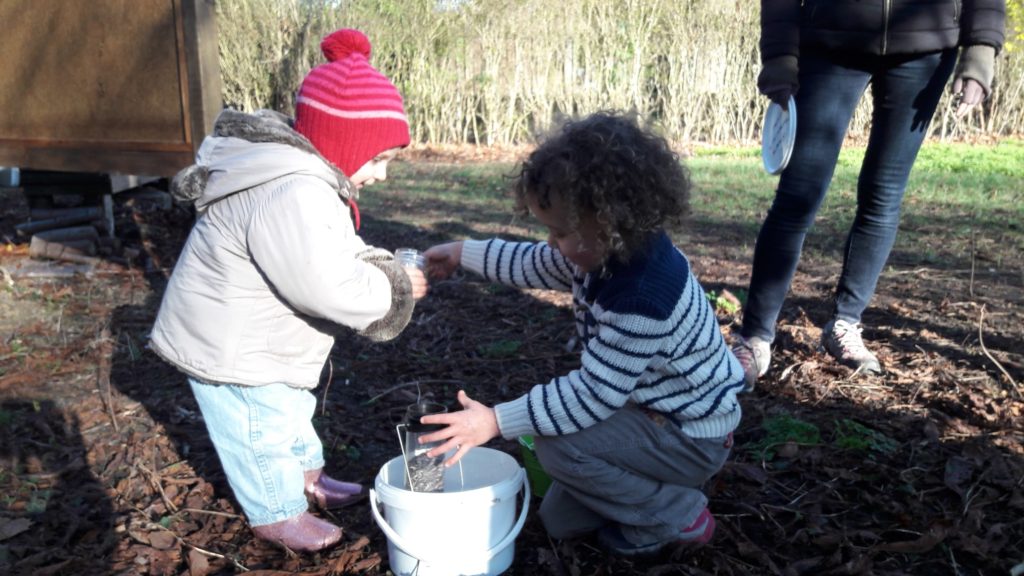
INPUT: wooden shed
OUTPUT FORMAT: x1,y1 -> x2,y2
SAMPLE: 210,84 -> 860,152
0,0 -> 221,177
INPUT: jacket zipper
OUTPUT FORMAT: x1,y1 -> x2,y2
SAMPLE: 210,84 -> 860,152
882,0 -> 891,54
953,0 -> 961,23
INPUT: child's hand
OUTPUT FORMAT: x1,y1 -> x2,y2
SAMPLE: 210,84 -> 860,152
405,267 -> 428,300
423,241 -> 463,281
419,390 -> 499,467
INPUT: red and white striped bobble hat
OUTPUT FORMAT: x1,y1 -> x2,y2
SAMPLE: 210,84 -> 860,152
294,29 -> 410,177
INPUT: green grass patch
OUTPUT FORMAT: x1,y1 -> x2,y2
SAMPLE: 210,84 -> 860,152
913,139 -> 1024,177
746,415 -> 821,461
706,289 -> 743,314
478,339 -> 523,358
366,140 -> 1023,271
745,415 -> 900,463
689,139 -> 1024,222
833,419 -> 899,455
26,489 -> 52,514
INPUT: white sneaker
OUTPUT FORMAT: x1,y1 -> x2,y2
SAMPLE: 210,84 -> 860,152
731,336 -> 770,390
821,319 -> 882,374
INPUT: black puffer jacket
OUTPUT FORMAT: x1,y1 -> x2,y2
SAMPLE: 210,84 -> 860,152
761,0 -> 1006,60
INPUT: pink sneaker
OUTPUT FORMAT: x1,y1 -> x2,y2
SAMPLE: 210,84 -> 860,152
677,507 -> 715,546
597,507 -> 716,557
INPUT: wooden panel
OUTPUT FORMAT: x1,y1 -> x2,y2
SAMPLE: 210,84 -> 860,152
0,0 -> 221,176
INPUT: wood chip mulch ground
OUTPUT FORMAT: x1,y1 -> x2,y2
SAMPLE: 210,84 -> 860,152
1,165 -> 1021,575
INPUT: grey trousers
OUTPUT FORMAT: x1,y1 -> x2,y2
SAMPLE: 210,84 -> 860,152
534,403 -> 732,544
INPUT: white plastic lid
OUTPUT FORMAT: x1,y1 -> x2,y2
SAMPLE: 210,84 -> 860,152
761,96 -> 797,175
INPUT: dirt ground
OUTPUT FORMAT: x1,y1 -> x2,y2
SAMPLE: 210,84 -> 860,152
0,155 -> 1022,576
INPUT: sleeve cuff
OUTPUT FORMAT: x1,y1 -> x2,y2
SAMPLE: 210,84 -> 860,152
493,395 -> 534,439
461,239 -> 490,277
956,44 -> 997,96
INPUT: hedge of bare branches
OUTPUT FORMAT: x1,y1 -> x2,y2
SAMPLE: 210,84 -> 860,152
216,0 -> 1024,145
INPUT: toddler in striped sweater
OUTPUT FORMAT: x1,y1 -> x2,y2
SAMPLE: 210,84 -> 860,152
421,112 -> 745,556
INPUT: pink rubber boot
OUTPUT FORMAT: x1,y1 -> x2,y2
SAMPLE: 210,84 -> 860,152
304,469 -> 368,509
251,512 -> 342,552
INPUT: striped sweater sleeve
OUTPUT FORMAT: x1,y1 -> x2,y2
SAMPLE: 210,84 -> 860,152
461,239 -> 575,291
494,264 -> 744,440
494,299 -> 665,438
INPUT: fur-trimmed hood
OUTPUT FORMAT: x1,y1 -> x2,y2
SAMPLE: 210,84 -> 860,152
171,109 -> 358,212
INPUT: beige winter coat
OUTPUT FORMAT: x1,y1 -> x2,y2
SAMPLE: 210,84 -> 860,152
150,110 -> 404,388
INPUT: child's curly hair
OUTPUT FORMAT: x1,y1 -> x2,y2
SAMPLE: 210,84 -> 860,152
513,111 -> 691,263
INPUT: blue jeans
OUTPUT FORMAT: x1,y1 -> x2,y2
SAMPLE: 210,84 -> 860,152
189,378 -> 324,526
742,48 -> 957,342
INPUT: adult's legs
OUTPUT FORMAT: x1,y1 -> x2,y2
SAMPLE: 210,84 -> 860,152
834,49 -> 957,322
741,53 -> 871,343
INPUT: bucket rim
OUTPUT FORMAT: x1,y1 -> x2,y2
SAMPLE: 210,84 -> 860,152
375,447 -> 524,502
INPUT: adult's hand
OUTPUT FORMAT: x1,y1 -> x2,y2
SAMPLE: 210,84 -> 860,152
419,390 -> 500,467
423,241 -> 464,281
757,55 -> 799,105
952,77 -> 986,118
952,44 -> 996,118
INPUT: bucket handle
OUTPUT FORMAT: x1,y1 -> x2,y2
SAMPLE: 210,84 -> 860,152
369,467 -> 531,565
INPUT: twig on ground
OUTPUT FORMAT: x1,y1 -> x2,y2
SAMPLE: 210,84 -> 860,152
939,428 -> 1020,441
179,508 -> 244,520
321,358 -> 334,417
545,534 -> 571,576
137,462 -> 178,514
149,521 -> 250,572
758,503 -> 797,538
363,379 -> 468,405
778,361 -> 804,382
886,267 -> 936,276
55,304 -> 65,346
969,230 -> 976,298
949,545 -> 961,574
466,351 -> 576,364
977,304 -> 1021,399
97,324 -> 119,433
813,376 -> 841,406
160,476 -> 202,486
961,468 -> 990,518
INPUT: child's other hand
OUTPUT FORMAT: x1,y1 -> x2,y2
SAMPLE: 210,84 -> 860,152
423,241 -> 463,281
405,267 -> 428,300
419,390 -> 499,467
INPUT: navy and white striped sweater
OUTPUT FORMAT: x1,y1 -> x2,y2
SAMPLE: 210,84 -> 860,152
461,233 -> 744,440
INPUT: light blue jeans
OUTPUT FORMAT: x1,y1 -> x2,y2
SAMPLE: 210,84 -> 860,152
189,377 -> 324,526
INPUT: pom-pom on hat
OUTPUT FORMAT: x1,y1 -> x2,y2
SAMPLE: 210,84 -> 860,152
294,29 -> 410,177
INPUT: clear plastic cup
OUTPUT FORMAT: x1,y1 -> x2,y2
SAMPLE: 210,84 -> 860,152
401,401 -> 448,492
394,248 -> 426,271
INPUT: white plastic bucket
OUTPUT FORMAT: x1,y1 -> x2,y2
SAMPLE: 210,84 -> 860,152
370,447 -> 530,576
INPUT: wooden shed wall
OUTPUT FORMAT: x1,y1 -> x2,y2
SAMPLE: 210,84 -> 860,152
0,0 -> 221,176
